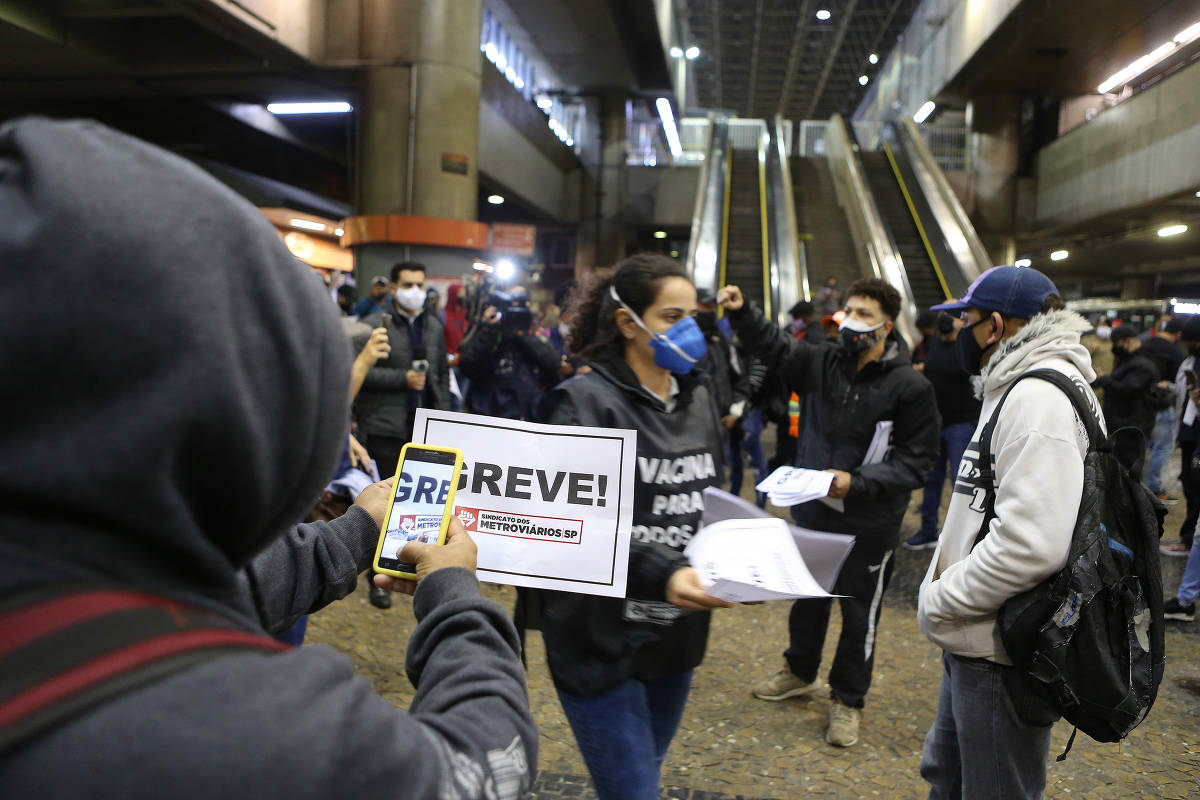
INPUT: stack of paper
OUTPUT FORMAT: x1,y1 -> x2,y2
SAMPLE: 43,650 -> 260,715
701,487 -> 854,593
686,517 -> 836,602
755,466 -> 834,506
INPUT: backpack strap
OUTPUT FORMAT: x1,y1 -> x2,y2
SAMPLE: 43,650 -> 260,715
0,585 -> 289,754
973,368 -> 1102,548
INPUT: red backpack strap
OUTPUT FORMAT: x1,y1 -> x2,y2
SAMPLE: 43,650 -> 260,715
0,585 -> 289,754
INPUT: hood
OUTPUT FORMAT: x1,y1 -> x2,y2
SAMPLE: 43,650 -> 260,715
980,308 -> 1095,396
0,118 -> 351,599
446,282 -> 465,308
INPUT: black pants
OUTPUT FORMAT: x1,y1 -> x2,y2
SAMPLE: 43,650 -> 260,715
785,544 -> 896,709
1180,441 -> 1200,547
362,434 -> 408,481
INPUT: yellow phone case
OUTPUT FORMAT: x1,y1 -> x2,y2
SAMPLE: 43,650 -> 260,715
372,443 -> 464,581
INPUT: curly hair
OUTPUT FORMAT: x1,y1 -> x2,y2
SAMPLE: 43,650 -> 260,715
567,253 -> 689,359
845,277 -> 902,320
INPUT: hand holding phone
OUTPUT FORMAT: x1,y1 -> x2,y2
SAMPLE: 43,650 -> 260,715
374,444 -> 464,581
372,517 -> 477,596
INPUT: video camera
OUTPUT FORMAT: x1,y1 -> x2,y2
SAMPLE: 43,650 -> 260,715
490,288 -> 533,335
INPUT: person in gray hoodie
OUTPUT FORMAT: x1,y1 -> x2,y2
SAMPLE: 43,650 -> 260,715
0,118 -> 536,799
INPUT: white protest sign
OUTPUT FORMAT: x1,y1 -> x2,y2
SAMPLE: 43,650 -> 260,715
412,409 -> 636,597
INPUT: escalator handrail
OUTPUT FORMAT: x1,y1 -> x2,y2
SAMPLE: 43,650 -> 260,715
765,116 -> 807,324
686,115 -> 730,296
895,119 -> 990,280
880,138 -> 953,301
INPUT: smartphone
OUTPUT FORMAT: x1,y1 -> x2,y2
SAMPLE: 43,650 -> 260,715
373,443 -> 464,580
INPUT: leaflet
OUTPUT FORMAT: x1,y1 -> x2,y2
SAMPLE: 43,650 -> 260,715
755,467 -> 834,507
686,516 -> 837,602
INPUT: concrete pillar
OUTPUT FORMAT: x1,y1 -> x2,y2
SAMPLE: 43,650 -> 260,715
352,0 -> 484,283
596,91 -> 628,267
968,93 -> 1021,265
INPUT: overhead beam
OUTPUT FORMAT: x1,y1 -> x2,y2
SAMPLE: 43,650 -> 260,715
58,1 -> 177,19
744,0 -> 763,117
710,0 -> 723,109
774,0 -> 813,117
803,0 -> 860,119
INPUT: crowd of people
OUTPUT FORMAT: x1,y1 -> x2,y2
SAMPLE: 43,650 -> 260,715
2,118 -> 1191,800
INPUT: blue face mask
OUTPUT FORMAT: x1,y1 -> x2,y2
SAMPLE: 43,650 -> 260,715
610,286 -> 707,374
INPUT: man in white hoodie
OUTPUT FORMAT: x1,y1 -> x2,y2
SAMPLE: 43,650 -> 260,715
916,266 -> 1101,798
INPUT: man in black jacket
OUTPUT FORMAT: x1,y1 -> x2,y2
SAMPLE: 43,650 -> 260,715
720,278 -> 939,748
1142,317 -> 1186,499
1096,327 -> 1163,472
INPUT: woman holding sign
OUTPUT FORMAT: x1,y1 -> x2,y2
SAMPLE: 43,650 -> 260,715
540,254 -> 730,800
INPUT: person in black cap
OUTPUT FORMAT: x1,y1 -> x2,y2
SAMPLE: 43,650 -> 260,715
695,288 -> 756,495
1095,326 -> 1164,472
916,265 -> 1101,798
1142,317 -> 1187,501
352,274 -> 392,319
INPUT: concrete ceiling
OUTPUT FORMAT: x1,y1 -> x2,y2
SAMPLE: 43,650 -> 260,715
680,0 -> 920,120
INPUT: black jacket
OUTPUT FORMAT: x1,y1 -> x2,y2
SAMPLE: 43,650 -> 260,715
1096,348 -> 1161,434
923,336 -> 982,427
731,303 -> 940,549
539,354 -> 725,696
698,327 -> 749,418
354,308 -> 451,438
459,323 -> 561,420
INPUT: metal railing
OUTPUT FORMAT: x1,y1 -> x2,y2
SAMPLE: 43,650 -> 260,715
685,115 -> 730,294
764,116 -> 806,321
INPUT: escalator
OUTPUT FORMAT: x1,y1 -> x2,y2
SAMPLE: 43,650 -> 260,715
791,157 -> 860,305
724,149 -> 766,312
858,150 -> 949,313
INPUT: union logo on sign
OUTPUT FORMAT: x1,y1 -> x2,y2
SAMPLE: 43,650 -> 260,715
457,509 -> 477,528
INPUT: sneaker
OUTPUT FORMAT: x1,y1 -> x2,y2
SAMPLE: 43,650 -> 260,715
751,662 -> 823,701
1160,542 -> 1192,557
826,699 -> 862,747
902,532 -> 938,551
1156,493 -> 1181,506
368,580 -> 392,610
1164,597 -> 1196,622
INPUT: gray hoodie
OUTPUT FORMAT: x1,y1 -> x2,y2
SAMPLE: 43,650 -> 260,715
0,118 -> 535,798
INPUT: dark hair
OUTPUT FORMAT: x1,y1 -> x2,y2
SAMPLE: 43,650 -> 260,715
845,278 -> 901,320
789,300 -> 814,318
1040,294 -> 1065,314
336,285 -> 357,301
390,261 -> 426,283
553,281 -> 577,309
915,310 -> 937,330
568,253 -> 689,358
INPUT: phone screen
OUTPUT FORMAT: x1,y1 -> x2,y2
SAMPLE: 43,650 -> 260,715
377,448 -> 458,573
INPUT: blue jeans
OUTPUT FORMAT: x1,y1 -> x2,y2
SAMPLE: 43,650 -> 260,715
920,653 -> 1053,799
728,408 -> 769,500
1146,407 -> 1176,494
555,671 -> 693,800
1178,534 -> 1200,606
918,422 -> 976,538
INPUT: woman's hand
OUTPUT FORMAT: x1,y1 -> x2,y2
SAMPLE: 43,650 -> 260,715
665,567 -> 732,610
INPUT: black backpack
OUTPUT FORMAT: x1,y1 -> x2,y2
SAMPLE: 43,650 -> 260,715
975,368 -> 1166,758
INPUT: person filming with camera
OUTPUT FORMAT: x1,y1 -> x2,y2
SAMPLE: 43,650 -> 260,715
458,285 -> 563,421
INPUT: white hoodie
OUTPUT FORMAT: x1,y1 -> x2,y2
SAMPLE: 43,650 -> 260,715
918,309 -> 1103,663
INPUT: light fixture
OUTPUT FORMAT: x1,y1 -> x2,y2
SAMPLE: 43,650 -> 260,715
913,100 -> 936,124
868,53 -> 879,64
1195,191 -> 1200,198
289,218 -> 326,231
655,97 -> 683,159
496,258 -> 516,281
1050,249 -> 1069,261
514,77 -> 525,89
670,249 -> 680,257
472,260 -> 493,272
1175,20 -> 1200,45
487,194 -> 505,205
654,230 -> 668,239
565,138 -> 574,147
1014,258 -> 1032,268
670,46 -> 683,58
1158,224 -> 1188,237
859,75 -> 869,86
1097,41 -> 1176,93
815,9 -> 831,21
267,102 -> 352,115
535,94 -> 553,112
685,46 -> 700,60
333,227 -> 345,237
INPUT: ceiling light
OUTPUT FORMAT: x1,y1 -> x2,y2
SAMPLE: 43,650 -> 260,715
868,53 -> 879,64
1158,224 -> 1188,237
333,227 -> 345,237
565,138 -> 574,147
670,249 -> 680,257
487,194 -> 505,205
1014,258 -> 1032,268
267,102 -> 352,115
1175,21 -> 1200,44
859,75 -> 869,86
496,258 -> 516,281
670,46 -> 683,58
472,260 -> 493,272
654,230 -> 668,239
1195,191 -> 1200,197
656,97 -> 683,159
1050,249 -> 1069,261
1097,42 -> 1176,93
514,77 -> 525,89
685,46 -> 700,60
815,9 -> 831,21
913,100 -> 936,124
289,218 -> 326,231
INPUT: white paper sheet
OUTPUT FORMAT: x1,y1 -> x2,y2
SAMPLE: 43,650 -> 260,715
413,409 -> 636,597
701,487 -> 855,592
686,517 -> 836,602
755,466 -> 835,506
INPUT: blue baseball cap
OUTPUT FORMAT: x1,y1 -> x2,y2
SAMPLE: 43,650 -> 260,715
931,265 -> 1059,318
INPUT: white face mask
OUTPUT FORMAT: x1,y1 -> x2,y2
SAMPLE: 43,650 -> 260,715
838,316 -> 884,334
395,286 -> 426,312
